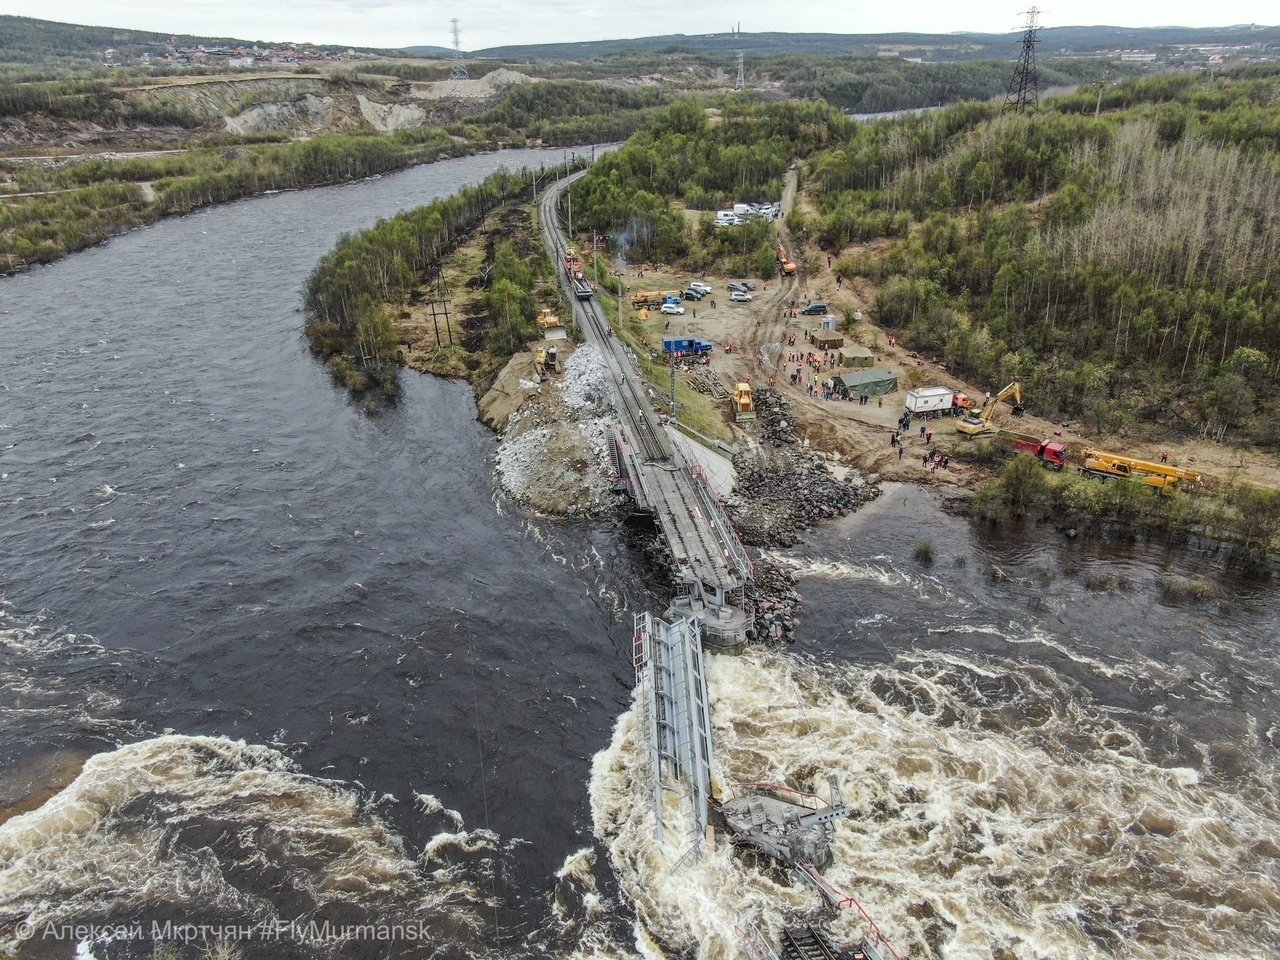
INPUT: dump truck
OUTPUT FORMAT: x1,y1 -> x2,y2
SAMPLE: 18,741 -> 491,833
631,289 -> 683,309
992,431 -> 1067,470
775,242 -> 797,276
662,336 -> 713,356
731,383 -> 756,422
1079,449 -> 1201,491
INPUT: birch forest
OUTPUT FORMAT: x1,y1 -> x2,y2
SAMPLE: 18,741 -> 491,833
807,68 -> 1280,444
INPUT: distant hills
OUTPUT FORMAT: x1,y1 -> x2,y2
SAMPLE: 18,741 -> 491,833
1,14 -> 1276,68
401,46 -> 459,57
471,24 -> 1280,61
0,15 -> 400,65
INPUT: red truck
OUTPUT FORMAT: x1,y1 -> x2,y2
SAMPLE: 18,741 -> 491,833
992,431 -> 1067,470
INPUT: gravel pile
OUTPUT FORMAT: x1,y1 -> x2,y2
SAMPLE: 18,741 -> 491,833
491,345 -> 618,517
752,386 -> 799,446
558,342 -> 614,413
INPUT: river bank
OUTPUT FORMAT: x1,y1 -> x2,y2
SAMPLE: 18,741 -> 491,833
2,150 -> 1279,960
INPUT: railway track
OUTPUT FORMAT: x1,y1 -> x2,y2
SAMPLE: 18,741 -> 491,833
538,170 -> 747,605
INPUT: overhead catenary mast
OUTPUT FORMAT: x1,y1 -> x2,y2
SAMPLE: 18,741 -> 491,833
450,18 -> 468,82
1003,7 -> 1040,115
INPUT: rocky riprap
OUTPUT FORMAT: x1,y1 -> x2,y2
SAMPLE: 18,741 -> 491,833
727,450 -> 880,549
751,385 -> 800,446
745,560 -> 802,644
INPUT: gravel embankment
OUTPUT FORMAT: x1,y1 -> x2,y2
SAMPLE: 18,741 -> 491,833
492,343 -> 619,517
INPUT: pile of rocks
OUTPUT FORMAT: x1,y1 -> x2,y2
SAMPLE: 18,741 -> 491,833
752,387 -> 798,445
491,345 -> 618,517
727,450 -> 881,548
745,561 -> 801,644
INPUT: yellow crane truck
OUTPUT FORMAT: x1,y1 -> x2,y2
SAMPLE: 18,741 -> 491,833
1079,449 -> 1201,492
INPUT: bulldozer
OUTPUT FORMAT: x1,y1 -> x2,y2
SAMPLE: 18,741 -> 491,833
534,344 -> 561,378
956,381 -> 1023,436
536,307 -> 568,341
731,383 -> 756,423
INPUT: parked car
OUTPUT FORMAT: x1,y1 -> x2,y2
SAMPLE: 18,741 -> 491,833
661,302 -> 686,315
800,302 -> 829,315
683,288 -> 705,301
689,281 -> 713,295
740,280 -> 757,290
727,282 -> 747,293
729,290 -> 752,302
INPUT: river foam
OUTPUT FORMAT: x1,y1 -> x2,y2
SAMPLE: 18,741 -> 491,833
592,649 -> 1280,959
0,735 -> 496,958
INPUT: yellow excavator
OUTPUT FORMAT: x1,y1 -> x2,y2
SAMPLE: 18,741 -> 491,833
955,381 -> 1024,436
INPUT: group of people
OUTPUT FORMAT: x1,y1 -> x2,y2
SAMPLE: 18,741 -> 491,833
786,348 -> 836,371
923,450 -> 950,472
798,373 -> 840,399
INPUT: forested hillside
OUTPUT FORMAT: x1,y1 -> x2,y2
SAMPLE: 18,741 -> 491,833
760,56 -> 1116,113
453,80 -> 672,145
800,68 -> 1280,445
0,15 -> 377,66
572,97 -> 850,274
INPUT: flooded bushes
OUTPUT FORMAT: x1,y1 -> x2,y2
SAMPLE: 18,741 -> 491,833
965,464 -> 1280,560
1158,575 -> 1218,603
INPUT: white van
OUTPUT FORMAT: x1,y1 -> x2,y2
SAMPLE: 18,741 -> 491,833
715,210 -> 739,224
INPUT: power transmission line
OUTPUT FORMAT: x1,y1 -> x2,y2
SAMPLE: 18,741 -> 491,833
1003,7 -> 1040,115
450,19 -> 468,82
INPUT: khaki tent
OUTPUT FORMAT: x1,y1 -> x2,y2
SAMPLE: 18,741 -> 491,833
838,345 -> 874,368
834,367 -> 898,398
809,329 -> 845,349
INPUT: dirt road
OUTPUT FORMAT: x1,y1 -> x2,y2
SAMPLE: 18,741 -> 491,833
626,252 -> 1280,492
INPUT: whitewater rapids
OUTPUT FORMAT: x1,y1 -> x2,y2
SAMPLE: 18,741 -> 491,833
591,648 -> 1280,959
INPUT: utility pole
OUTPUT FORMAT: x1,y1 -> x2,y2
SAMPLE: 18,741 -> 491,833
1002,7 -> 1040,115
670,350 -> 678,423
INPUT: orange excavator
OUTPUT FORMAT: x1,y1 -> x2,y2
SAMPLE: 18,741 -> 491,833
775,242 -> 797,276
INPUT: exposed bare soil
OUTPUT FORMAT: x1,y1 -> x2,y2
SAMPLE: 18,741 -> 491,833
617,247 -> 1280,492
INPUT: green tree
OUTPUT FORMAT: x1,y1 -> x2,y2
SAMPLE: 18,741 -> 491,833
999,455 -> 1049,515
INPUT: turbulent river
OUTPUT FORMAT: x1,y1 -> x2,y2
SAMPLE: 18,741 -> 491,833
1,152 -> 1278,960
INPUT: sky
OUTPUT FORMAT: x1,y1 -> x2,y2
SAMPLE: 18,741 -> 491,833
1,0 -> 1276,51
